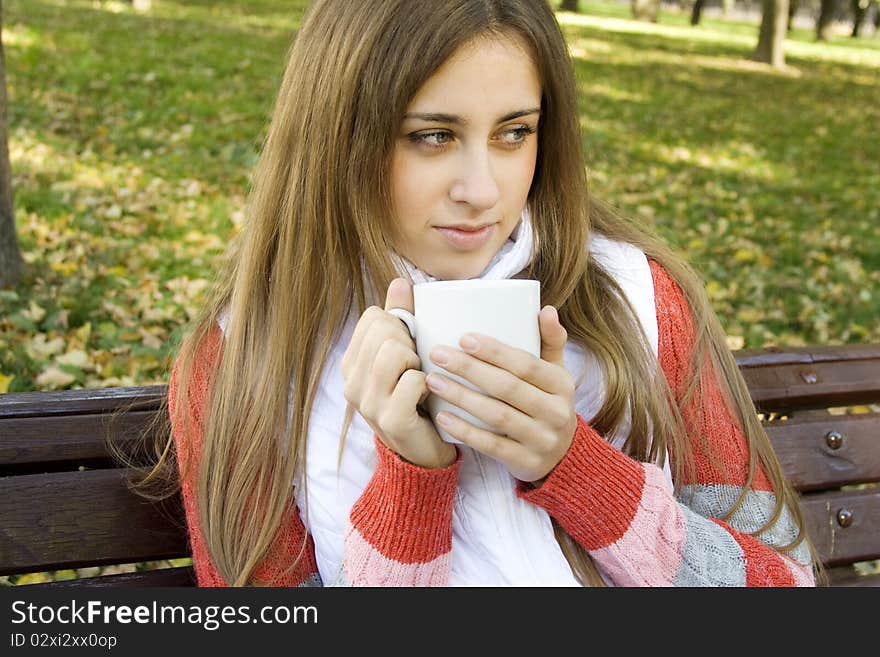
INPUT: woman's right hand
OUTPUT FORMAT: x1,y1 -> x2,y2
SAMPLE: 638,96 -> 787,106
341,278 -> 457,469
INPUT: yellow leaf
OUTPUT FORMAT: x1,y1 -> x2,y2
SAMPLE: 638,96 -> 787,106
49,261 -> 78,275
22,300 -> 47,323
56,349 -> 92,370
36,366 -> 76,388
26,335 -> 66,360
0,373 -> 13,393
733,249 -> 756,263
16,572 -> 52,585
726,335 -> 745,350
75,322 -> 92,345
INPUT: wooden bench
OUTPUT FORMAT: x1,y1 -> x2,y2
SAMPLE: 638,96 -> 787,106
1,343 -> 879,587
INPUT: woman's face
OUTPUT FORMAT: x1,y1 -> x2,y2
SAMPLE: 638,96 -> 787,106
390,34 -> 541,280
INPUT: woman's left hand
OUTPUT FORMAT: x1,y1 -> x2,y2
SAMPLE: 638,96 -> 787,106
425,305 -> 577,483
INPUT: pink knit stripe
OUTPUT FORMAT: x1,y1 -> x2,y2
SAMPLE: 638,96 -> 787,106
348,436 -> 460,564
343,525 -> 451,586
789,559 -> 816,587
591,466 -> 687,586
516,415 -> 645,550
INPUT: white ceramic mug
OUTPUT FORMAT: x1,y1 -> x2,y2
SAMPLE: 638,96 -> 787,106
389,279 -> 540,444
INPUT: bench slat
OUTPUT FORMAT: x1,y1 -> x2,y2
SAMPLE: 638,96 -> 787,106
765,412 -> 880,492
0,411 -> 164,469
0,469 -> 188,576
826,567 -> 880,587
735,343 -> 880,367
31,566 -> 196,588
800,487 -> 880,568
738,357 -> 880,411
0,386 -> 166,419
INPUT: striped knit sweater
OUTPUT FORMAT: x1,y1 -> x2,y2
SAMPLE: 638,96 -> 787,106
168,260 -> 816,587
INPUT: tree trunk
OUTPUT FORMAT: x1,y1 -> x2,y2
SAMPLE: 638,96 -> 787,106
851,0 -> 867,36
691,0 -> 705,25
722,0 -> 735,16
559,0 -> 579,11
754,0 -> 790,67
0,0 -> 23,289
788,0 -> 800,30
631,0 -> 661,22
817,0 -> 837,40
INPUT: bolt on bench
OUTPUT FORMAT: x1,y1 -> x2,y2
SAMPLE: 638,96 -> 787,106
1,344 -> 879,587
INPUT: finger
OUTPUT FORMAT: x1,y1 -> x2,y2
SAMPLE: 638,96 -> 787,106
341,306 -> 384,377
425,371 -> 536,441
439,334 -> 565,396
539,305 -> 567,368
386,368 -> 430,428
372,339 -> 421,397
352,319 -> 412,393
435,410 -> 524,465
384,277 -> 415,314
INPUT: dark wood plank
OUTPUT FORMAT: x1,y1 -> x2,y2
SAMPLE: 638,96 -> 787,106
0,386 -> 167,419
735,343 -> 880,368
739,357 -> 880,411
765,412 -> 880,492
0,410 -> 166,468
32,566 -> 196,588
826,567 -> 880,587
800,487 -> 880,568
0,469 -> 189,575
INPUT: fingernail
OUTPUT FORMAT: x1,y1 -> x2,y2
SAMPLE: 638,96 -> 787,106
459,335 -> 478,352
431,347 -> 450,366
436,412 -> 454,427
425,373 -> 446,392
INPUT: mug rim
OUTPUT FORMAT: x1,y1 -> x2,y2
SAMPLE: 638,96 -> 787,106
413,279 -> 539,290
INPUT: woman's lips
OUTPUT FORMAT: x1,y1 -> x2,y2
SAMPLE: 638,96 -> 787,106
434,223 -> 496,251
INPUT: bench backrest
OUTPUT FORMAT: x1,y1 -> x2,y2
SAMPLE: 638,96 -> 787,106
1,344 -> 879,587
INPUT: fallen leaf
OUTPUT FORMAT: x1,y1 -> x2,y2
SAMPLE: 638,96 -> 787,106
36,366 -> 76,388
56,349 -> 92,370
0,373 -> 13,393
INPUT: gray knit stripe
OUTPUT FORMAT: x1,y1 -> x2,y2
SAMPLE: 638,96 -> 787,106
671,484 -> 812,585
678,484 -> 812,565
673,504 -> 748,586
297,572 -> 324,587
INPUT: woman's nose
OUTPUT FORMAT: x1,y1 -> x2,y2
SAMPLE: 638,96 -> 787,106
448,148 -> 500,211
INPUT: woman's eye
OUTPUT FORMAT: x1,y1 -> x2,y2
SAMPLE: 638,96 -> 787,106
410,131 -> 453,150
498,125 -> 536,147
407,125 -> 535,151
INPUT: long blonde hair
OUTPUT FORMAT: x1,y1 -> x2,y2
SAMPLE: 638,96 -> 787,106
140,0 -> 820,586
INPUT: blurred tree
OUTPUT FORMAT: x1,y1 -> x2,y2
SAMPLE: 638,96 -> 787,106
851,0 -> 871,35
691,0 -> 705,25
754,0 -> 790,67
817,0 -> 837,39
632,0 -> 661,21
559,0 -> 579,11
0,0 -> 23,289
787,0 -> 800,30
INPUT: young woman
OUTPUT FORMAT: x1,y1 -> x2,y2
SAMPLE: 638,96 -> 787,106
158,0 -> 819,587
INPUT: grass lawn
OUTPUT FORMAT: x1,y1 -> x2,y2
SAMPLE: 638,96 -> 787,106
3,0 -> 878,395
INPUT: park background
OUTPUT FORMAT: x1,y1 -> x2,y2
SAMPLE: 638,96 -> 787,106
0,0 -> 877,583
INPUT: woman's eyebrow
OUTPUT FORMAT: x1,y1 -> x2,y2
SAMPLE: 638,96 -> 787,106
402,107 -> 541,125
